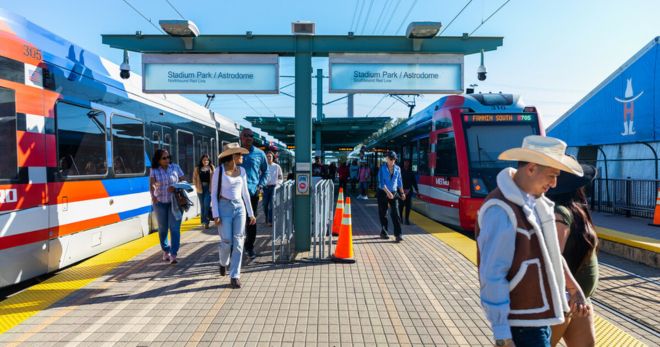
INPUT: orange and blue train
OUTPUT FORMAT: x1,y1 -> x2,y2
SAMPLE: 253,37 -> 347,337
0,10 -> 289,288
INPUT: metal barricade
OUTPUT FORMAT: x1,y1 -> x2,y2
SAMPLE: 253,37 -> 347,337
311,179 -> 335,261
272,180 -> 295,263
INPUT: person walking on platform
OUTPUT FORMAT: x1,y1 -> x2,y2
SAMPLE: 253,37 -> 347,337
358,161 -> 370,200
211,143 -> 256,289
547,164 -> 599,347
338,161 -> 349,192
398,159 -> 419,225
327,162 -> 337,181
239,128 -> 268,260
150,149 -> 186,264
377,151 -> 406,242
263,151 -> 283,226
193,154 -> 214,229
312,156 -> 326,178
349,159 -> 359,196
476,135 -> 590,347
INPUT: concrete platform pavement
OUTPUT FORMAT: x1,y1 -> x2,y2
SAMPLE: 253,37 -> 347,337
592,212 -> 659,240
0,200 -> 494,346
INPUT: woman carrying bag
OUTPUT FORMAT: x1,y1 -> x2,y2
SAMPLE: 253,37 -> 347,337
193,154 -> 214,229
211,143 -> 256,289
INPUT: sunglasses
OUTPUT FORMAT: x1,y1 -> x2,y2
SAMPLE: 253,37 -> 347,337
242,133 -> 254,138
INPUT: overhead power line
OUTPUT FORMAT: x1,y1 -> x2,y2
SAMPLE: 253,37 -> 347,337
469,0 -> 512,36
365,94 -> 388,117
121,0 -> 165,34
254,95 -> 277,115
380,0 -> 401,34
235,94 -> 261,115
360,0 -> 375,34
377,99 -> 398,117
439,0 -> 474,35
165,0 -> 186,19
371,0 -> 392,35
349,0 -> 362,32
394,0 -> 418,34
353,0 -> 367,32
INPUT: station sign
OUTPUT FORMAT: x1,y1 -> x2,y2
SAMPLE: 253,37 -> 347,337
463,113 -> 537,123
142,54 -> 279,94
329,53 -> 463,94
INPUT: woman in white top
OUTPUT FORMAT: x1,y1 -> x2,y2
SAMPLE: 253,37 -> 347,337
211,143 -> 256,288
263,151 -> 284,226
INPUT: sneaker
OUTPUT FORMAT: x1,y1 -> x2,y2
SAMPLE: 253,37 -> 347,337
219,265 -> 226,276
395,235 -> 403,243
204,223 -> 209,229
246,249 -> 257,259
380,231 -> 390,240
162,251 -> 170,262
169,255 -> 178,264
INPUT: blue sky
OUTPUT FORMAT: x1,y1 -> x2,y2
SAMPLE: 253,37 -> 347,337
3,0 -> 659,131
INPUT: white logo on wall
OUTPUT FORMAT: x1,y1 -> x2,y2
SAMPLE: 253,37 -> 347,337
614,78 -> 644,136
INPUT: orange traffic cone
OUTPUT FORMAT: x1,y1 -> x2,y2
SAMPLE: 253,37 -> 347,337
333,197 -> 355,263
331,187 -> 344,236
652,188 -> 660,226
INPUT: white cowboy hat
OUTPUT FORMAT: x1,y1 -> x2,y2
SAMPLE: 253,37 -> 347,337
219,142 -> 249,159
498,135 -> 584,176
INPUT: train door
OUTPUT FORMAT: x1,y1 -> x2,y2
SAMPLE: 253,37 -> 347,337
0,80 -> 51,286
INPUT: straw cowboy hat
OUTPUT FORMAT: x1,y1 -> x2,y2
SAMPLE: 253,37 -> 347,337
219,142 -> 249,159
498,135 -> 584,177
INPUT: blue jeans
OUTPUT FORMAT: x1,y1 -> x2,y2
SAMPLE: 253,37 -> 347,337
511,326 -> 550,347
154,202 -> 182,257
263,185 -> 275,223
218,199 -> 247,279
359,181 -> 368,195
197,184 -> 211,224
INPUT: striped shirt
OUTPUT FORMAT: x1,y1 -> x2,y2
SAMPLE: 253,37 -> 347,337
150,164 -> 184,203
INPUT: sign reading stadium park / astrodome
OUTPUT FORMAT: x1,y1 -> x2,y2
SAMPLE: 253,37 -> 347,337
329,53 -> 463,94
142,54 -> 279,94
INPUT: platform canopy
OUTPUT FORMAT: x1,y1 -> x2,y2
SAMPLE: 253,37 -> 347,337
245,116 -> 391,151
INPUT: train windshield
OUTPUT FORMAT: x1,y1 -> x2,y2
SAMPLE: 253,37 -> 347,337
463,117 -> 539,197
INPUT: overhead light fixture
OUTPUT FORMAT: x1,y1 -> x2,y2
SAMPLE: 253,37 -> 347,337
159,19 -> 200,49
292,21 -> 315,35
406,21 -> 442,51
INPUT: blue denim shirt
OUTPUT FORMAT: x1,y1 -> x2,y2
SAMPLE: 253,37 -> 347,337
377,164 -> 403,192
240,145 -> 268,195
477,190 -> 541,340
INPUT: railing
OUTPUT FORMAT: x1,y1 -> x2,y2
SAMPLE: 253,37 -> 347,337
591,178 -> 659,219
272,180 -> 295,263
311,179 -> 335,261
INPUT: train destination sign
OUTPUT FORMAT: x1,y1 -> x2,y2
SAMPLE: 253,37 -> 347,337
142,54 -> 279,94
463,113 -> 536,123
329,53 -> 463,94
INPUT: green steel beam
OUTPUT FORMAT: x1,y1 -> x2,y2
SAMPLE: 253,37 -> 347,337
293,37 -> 312,252
102,34 -> 503,55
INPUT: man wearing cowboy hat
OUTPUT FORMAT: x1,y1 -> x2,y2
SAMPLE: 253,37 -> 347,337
476,135 -> 589,347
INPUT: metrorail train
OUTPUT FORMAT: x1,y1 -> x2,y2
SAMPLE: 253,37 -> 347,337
0,10 -> 290,288
365,93 -> 543,231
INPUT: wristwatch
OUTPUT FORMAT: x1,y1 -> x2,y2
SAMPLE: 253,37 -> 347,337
495,338 -> 512,346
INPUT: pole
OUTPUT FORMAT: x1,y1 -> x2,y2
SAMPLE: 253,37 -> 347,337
294,37 -> 312,252
315,68 -> 323,158
347,94 -> 354,118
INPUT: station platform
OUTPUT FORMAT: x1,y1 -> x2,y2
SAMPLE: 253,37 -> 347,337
591,212 -> 659,268
0,199 -> 656,346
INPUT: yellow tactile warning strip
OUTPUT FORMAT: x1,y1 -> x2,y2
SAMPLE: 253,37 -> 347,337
0,217 -> 201,335
596,226 -> 660,253
409,210 -> 647,347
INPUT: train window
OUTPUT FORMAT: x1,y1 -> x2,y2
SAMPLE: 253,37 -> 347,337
0,57 -> 24,84
152,130 -> 161,153
112,115 -> 145,175
0,87 -> 17,180
177,130 -> 194,179
435,132 -> 458,177
418,138 -> 430,176
163,132 -> 172,153
55,102 -> 107,177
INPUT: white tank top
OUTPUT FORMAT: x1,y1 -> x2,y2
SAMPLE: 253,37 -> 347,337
221,170 -> 244,200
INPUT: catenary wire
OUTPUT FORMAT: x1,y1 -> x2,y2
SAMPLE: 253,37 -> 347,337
349,0 -> 362,32
380,0 -> 401,34
121,0 -> 166,34
438,0 -> 474,35
235,94 -> 262,115
360,0 -> 375,34
254,95 -> 277,115
365,94 -> 388,117
377,99 -> 398,117
469,0 -> 511,36
371,0 -> 392,35
164,0 -> 186,19
394,0 -> 418,34
354,0 -> 367,33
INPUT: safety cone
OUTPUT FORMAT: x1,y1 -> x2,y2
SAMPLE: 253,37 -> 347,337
651,188 -> 660,226
331,187 -> 344,236
333,197 -> 355,263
